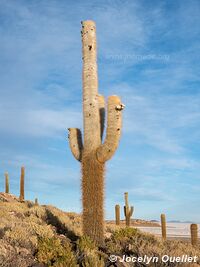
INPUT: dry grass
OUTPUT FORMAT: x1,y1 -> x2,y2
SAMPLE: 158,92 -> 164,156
106,228 -> 200,266
0,197 -> 200,266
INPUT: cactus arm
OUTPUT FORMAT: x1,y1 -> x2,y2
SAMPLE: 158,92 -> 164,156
124,192 -> 129,207
68,128 -> 83,161
124,192 -> 134,226
130,206 -> 134,217
98,95 -> 105,140
124,206 -> 134,218
124,206 -> 127,217
96,95 -> 124,162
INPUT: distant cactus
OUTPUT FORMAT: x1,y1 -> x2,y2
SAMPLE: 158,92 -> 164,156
161,214 -> 167,240
191,224 -> 198,246
123,192 -> 134,226
115,204 -> 120,225
35,198 -> 38,206
5,172 -> 9,194
68,21 -> 124,245
19,166 -> 25,202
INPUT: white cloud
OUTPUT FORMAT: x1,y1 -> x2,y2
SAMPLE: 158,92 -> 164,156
0,107 -> 82,137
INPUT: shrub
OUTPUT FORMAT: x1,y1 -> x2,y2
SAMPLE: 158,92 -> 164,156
106,228 -> 200,267
76,236 -> 106,267
36,237 -> 78,267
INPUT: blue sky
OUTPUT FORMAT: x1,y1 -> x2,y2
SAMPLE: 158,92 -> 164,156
0,0 -> 200,222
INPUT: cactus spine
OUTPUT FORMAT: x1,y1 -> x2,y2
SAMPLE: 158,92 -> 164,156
123,192 -> 134,226
161,214 -> 167,240
115,204 -> 120,225
19,166 -> 25,202
68,21 -> 124,244
5,172 -> 9,194
191,224 -> 198,246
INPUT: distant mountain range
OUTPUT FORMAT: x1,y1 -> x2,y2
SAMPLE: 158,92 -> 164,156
168,220 -> 195,223
150,219 -> 199,224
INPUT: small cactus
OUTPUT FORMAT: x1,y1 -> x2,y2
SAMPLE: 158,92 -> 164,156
161,214 -> 167,240
5,172 -> 9,194
123,192 -> 134,227
35,198 -> 39,206
191,224 -> 198,246
115,204 -> 120,225
19,166 -> 25,202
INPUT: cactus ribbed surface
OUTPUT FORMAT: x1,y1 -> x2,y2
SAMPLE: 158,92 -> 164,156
191,224 -> 198,246
161,214 -> 167,240
68,20 -> 124,245
115,204 -> 120,226
19,166 -> 25,202
123,192 -> 134,226
5,172 -> 9,194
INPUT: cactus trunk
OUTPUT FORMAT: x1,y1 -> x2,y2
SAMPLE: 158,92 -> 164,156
115,204 -> 120,225
19,166 -> 25,202
82,154 -> 104,243
191,224 -> 198,246
161,214 -> 167,240
68,20 -> 124,245
123,192 -> 134,227
5,172 -> 9,194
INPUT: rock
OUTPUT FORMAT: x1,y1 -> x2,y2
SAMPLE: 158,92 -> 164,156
0,192 -> 20,203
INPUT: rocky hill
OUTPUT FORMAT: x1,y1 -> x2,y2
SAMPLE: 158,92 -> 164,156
0,193 -> 199,267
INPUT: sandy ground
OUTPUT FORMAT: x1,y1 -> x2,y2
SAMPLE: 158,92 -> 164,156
135,223 -> 200,240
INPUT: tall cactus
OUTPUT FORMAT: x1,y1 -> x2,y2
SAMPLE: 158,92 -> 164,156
19,166 -> 25,202
123,192 -> 134,226
115,204 -> 120,226
5,172 -> 9,194
68,20 -> 124,244
161,214 -> 167,240
190,224 -> 198,246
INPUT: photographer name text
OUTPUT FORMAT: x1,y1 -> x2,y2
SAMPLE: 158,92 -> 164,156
109,254 -> 198,264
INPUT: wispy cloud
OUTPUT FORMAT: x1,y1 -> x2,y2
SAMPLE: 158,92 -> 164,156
0,107 -> 81,137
